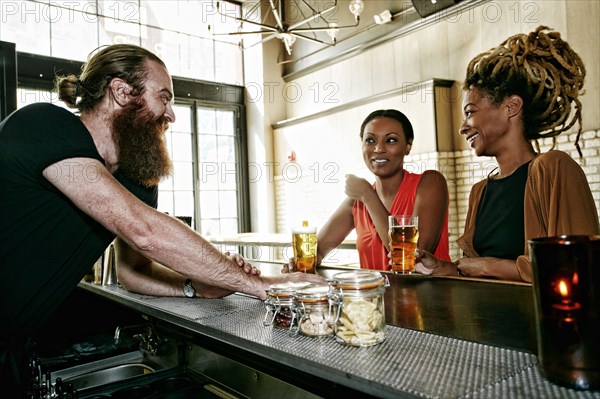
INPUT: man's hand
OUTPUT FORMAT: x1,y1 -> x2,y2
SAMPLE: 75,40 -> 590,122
224,251 -> 260,276
280,259 -> 326,289
270,272 -> 327,287
191,281 -> 235,299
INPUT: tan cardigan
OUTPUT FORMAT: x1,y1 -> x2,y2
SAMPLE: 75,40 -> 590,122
457,150 -> 600,282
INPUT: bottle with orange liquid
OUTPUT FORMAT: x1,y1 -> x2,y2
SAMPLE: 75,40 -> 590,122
292,220 -> 318,274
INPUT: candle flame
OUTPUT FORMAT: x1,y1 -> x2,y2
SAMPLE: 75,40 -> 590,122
557,279 -> 569,297
572,272 -> 579,285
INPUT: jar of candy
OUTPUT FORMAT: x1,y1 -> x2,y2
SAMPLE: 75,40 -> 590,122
329,271 -> 388,346
264,282 -> 312,328
291,285 -> 334,337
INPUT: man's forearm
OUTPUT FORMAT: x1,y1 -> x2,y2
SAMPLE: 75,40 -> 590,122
118,210 -> 267,298
116,237 -> 261,298
116,249 -> 186,297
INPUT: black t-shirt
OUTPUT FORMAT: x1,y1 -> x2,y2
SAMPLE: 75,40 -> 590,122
0,103 -> 157,338
473,162 -> 530,260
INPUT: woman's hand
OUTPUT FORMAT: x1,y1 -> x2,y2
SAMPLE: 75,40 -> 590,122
414,249 -> 459,276
224,251 -> 261,276
281,258 -> 296,274
455,257 -> 487,277
344,174 -> 374,202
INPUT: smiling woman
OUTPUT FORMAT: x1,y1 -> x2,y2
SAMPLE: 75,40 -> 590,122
416,25 -> 600,282
291,109 -> 451,272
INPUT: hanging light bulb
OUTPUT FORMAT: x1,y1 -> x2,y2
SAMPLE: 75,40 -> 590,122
348,0 -> 365,19
326,22 -> 340,42
278,33 -> 297,55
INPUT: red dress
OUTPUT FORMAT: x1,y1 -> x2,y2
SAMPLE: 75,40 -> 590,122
352,171 -> 451,270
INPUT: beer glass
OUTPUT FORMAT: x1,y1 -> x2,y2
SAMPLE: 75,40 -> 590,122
388,215 -> 419,274
292,222 -> 318,274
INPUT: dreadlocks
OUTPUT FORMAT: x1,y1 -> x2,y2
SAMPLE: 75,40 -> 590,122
463,25 -> 586,156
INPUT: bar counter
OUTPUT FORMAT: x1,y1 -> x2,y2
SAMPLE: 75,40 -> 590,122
205,233 -> 357,249
78,265 -> 600,399
205,233 -> 359,264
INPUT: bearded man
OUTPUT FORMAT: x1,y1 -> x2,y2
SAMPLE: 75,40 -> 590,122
0,44 -> 323,397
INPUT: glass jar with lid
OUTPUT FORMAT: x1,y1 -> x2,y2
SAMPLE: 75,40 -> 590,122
291,285 -> 335,337
264,281 -> 312,328
329,270 -> 389,346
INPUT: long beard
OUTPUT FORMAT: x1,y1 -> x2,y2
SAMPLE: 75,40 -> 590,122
111,101 -> 173,188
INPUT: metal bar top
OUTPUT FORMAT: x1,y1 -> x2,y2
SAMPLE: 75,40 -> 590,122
78,270 -> 600,399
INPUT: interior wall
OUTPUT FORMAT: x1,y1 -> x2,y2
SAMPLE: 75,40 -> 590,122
283,0 -> 598,129
267,0 -> 600,260
244,29 -> 287,233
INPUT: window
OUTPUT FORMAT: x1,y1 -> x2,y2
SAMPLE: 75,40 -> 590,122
0,0 -> 243,85
17,88 -> 62,109
158,104 -> 245,237
158,105 -> 195,226
196,107 -> 240,236
8,0 -> 249,235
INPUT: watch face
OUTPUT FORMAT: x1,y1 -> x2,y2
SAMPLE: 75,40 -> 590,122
183,279 -> 195,298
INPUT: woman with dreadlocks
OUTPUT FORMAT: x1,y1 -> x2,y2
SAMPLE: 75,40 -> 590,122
416,25 -> 599,282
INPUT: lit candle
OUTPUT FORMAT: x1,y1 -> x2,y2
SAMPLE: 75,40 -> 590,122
529,235 -> 600,390
551,273 -> 581,316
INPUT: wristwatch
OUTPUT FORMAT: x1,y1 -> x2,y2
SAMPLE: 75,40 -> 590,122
183,279 -> 196,298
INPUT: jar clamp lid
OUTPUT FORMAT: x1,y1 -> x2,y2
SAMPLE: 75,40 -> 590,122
266,281 -> 312,300
329,271 -> 387,324
291,285 -> 334,337
294,285 -> 331,303
329,270 -> 389,347
263,281 -> 312,327
330,270 -> 389,291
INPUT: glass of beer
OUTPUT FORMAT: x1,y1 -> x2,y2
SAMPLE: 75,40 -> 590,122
388,215 -> 419,274
292,221 -> 318,274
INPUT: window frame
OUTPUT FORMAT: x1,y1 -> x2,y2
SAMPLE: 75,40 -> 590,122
0,41 -> 18,120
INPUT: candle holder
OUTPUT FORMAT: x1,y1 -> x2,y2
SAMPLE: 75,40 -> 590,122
529,235 -> 600,390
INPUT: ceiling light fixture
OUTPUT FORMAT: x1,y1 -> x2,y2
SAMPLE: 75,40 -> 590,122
373,9 -> 393,25
215,0 -> 364,55
348,0 -> 365,17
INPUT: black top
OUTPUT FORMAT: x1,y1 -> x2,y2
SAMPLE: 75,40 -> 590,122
473,162 -> 530,260
0,103 -> 157,338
